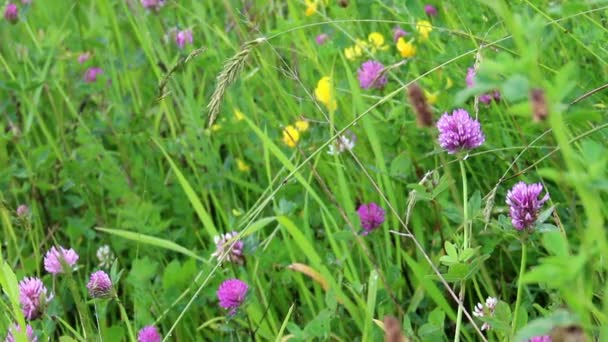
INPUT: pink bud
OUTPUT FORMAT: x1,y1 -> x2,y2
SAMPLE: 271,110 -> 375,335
4,3 -> 18,23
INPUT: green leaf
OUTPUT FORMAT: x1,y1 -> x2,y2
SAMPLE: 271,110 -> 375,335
153,139 -> 218,238
445,241 -> 458,259
96,227 -> 205,262
541,231 -> 569,257
514,310 -> 580,342
501,74 -> 530,102
468,190 -> 482,219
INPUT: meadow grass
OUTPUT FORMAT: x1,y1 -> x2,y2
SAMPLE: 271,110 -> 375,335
1,0 -> 608,341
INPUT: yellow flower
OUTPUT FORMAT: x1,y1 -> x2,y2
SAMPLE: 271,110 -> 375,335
282,125 -> 300,147
236,158 -> 251,172
368,32 -> 388,51
424,89 -> 439,105
396,38 -> 416,58
305,0 -> 317,16
416,20 -> 433,40
314,76 -> 337,111
344,39 -> 367,60
295,120 -> 309,132
234,109 -> 245,121
211,124 -> 222,132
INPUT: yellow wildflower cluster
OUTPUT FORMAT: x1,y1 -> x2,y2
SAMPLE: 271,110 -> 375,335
396,38 -> 416,58
282,119 -> 310,148
305,0 -> 328,16
236,158 -> 251,172
344,32 -> 388,60
416,20 -> 433,41
314,76 -> 337,112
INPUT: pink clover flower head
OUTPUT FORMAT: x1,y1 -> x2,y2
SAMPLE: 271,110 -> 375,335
21,0 -> 32,4
4,3 -> 18,23
315,33 -> 330,45
5,323 -> 37,342
137,325 -> 161,342
175,29 -> 193,49
43,246 -> 79,274
436,108 -> 485,154
357,202 -> 385,234
87,270 -> 113,298
506,182 -> 550,230
473,296 -> 497,331
140,0 -> 164,11
16,204 -> 29,217
78,52 -> 91,64
424,4 -> 438,16
211,231 -> 245,265
529,336 -> 552,342
465,67 -> 500,103
19,277 -> 52,320
357,60 -> 387,90
392,26 -> 408,42
84,67 -> 103,83
217,279 -> 249,315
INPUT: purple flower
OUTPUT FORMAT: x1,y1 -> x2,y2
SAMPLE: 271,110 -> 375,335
393,26 -> 408,42
529,336 -> 552,342
16,204 -> 29,217
87,271 -> 113,298
21,0 -> 31,4
5,323 -> 37,342
4,3 -> 18,23
315,33 -> 330,45
140,0 -> 164,11
78,52 -> 91,64
19,277 -> 52,320
506,182 -> 550,230
175,29 -> 193,49
357,202 -> 385,234
424,4 -> 438,16
436,108 -> 485,154
137,325 -> 161,342
357,60 -> 387,90
211,231 -> 245,265
466,67 -> 500,103
84,67 -> 103,83
43,246 -> 79,274
217,279 -> 249,315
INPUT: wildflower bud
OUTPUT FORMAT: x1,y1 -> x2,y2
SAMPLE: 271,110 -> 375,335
217,279 -> 249,315
19,277 -> 52,320
383,316 -> 405,342
424,4 -> 438,17
407,83 -> 433,127
358,60 -> 387,90
530,88 -> 548,122
137,325 -> 161,342
4,3 -> 18,23
84,67 -> 103,83
5,323 -> 37,342
437,109 -> 485,154
357,202 -> 385,235
315,33 -> 330,46
506,182 -> 549,230
338,0 -> 349,8
43,246 -> 79,274
16,204 -> 29,217
87,271 -> 113,298
96,244 -> 115,269
392,26 -> 408,42
211,232 -> 245,265
78,52 -> 91,64
175,29 -> 193,49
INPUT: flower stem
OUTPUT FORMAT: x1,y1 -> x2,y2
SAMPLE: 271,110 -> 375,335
116,296 -> 137,342
511,241 -> 527,338
454,159 -> 469,342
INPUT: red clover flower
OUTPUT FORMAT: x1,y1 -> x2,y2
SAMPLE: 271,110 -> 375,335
137,325 -> 161,342
357,60 -> 387,90
217,279 -> 249,315
211,231 -> 245,265
19,277 -> 52,320
4,323 -> 37,342
43,246 -> 79,274
506,182 -> 550,230
436,108 -> 485,154
357,202 -> 385,235
87,271 -> 113,298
